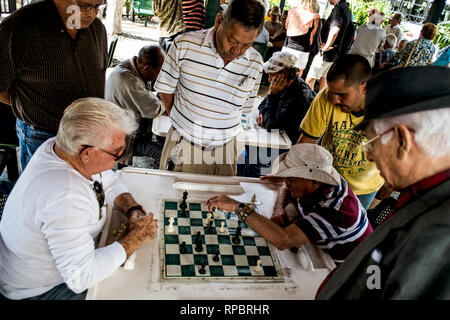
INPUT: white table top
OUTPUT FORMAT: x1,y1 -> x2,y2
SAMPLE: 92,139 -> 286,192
86,168 -> 334,300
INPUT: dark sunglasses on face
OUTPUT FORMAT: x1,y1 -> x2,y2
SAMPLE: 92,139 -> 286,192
80,144 -> 126,161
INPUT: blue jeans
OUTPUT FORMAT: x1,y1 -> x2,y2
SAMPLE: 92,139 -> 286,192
25,283 -> 87,300
16,119 -> 56,172
357,191 -> 378,211
237,146 -> 289,178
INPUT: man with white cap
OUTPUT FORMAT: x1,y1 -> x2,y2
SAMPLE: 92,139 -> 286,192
207,143 -> 372,265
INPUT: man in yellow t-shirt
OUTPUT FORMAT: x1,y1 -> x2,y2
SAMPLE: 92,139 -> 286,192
298,54 -> 384,210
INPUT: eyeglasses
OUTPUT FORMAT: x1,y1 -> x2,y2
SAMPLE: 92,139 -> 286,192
81,144 -> 126,161
93,180 -> 105,220
361,128 -> 394,153
72,0 -> 106,13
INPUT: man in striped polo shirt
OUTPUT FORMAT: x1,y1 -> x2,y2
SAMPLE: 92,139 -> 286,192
207,144 -> 372,265
155,0 -> 266,176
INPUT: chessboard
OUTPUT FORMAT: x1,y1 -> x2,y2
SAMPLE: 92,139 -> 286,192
159,196 -> 283,282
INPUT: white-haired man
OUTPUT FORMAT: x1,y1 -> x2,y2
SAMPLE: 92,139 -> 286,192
373,33 -> 397,73
316,66 -> 450,299
0,98 -> 158,300
207,143 -> 373,265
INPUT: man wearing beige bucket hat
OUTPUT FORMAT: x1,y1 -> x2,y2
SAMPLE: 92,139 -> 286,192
207,143 -> 372,265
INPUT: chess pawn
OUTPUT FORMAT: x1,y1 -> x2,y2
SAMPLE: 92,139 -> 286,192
204,212 -> 212,226
213,207 -> 220,219
254,259 -> 263,272
218,221 -> 225,233
167,216 -> 175,233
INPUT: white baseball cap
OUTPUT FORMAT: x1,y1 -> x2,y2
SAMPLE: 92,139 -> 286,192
263,51 -> 297,73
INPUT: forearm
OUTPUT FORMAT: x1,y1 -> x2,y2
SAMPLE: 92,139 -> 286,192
323,27 -> 339,50
0,90 -> 11,105
246,212 -> 309,250
118,230 -> 146,258
114,192 -> 142,217
296,133 -> 318,144
159,92 -> 174,115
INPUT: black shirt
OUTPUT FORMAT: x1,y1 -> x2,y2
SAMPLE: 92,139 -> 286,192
0,0 -> 108,131
321,0 -> 352,62
258,77 -> 316,144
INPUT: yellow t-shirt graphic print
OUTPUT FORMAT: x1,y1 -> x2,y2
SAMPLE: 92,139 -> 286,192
300,88 -> 384,195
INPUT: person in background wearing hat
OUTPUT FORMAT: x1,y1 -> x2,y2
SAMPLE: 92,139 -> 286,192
264,6 -> 283,38
239,51 -> 316,177
208,143 -> 373,265
316,66 -> 450,299
297,54 -> 384,210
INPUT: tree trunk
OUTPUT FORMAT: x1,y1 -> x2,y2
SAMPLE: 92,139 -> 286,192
105,0 -> 125,35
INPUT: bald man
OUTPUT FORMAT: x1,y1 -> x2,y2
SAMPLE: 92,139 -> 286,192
105,45 -> 166,166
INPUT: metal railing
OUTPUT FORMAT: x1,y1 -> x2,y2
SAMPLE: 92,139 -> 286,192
390,0 -> 448,24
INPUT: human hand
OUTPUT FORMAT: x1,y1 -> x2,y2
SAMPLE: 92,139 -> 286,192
206,195 -> 240,213
256,114 -> 264,127
127,213 -> 158,242
268,74 -> 289,95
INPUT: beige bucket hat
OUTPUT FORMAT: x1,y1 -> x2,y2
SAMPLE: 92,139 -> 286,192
270,144 -> 341,186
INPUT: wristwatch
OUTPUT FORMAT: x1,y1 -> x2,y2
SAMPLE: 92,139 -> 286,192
126,205 -> 145,218
234,202 -> 255,223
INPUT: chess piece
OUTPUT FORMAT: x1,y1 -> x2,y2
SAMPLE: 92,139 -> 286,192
218,221 -> 225,233
204,212 -> 212,226
180,191 -> 188,217
213,207 -> 220,219
254,259 -> 263,272
167,216 -> 175,233
195,232 -> 203,252
199,263 -> 206,274
213,251 -> 220,262
232,227 -> 241,244
208,219 -> 214,232
250,193 -> 256,209
180,241 -> 187,254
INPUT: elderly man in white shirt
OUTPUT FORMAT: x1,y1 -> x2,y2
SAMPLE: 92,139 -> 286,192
0,98 -> 158,300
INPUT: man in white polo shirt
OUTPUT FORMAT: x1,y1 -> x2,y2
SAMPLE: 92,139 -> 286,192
155,0 -> 266,176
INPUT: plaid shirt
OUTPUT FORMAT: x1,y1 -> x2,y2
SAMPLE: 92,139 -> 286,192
385,169 -> 450,222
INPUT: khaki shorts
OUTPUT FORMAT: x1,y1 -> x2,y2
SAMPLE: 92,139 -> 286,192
159,127 -> 244,176
306,54 -> 334,80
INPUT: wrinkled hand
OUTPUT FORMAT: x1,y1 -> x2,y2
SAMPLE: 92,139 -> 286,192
206,195 -> 239,213
128,213 -> 158,243
272,185 -> 290,217
268,74 -> 289,96
256,114 -> 264,128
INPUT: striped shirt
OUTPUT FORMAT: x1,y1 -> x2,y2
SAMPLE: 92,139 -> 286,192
182,0 -> 206,31
154,28 -> 263,147
272,177 -> 372,264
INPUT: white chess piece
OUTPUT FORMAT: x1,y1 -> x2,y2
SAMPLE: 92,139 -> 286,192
213,207 -> 220,219
254,259 -> 263,272
205,212 -> 212,226
218,221 -> 225,233
250,193 -> 256,209
167,216 -> 175,233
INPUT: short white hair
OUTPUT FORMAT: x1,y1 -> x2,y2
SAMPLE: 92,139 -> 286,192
56,98 -> 138,155
385,33 -> 397,49
372,108 -> 450,158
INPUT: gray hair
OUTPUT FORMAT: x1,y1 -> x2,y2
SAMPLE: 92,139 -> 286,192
385,33 -> 397,49
56,98 -> 138,155
372,108 -> 450,158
